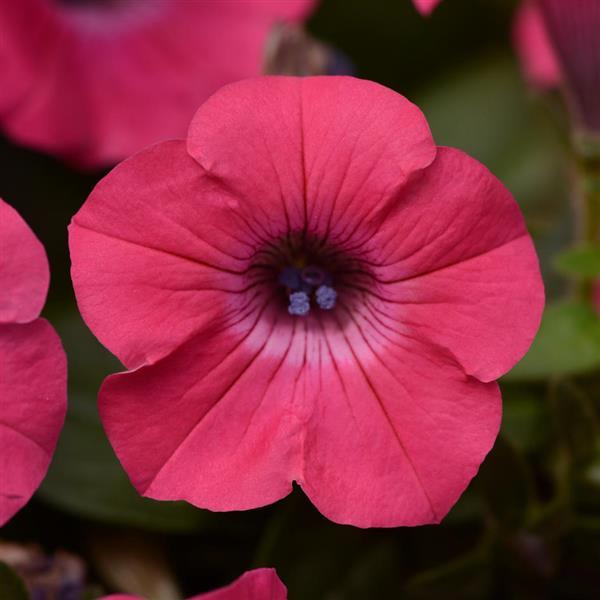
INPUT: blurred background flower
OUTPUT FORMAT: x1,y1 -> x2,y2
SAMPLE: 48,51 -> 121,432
537,0 -> 600,136
0,540 -> 85,600
412,0 -> 442,16
512,0 -> 560,90
0,0 -> 321,168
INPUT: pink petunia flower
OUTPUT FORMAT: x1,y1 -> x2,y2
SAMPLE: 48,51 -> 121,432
512,1 -> 562,90
69,76 -> 544,528
412,0 -> 442,15
0,0 -> 315,168
101,568 -> 286,600
0,198 -> 67,526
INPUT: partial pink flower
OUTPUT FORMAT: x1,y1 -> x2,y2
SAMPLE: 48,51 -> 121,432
512,1 -> 561,89
0,199 -> 67,526
70,76 -> 544,528
0,0 -> 316,168
102,568 -> 286,600
538,0 -> 600,134
412,0 -> 442,15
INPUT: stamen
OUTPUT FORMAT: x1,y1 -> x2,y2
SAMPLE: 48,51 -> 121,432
315,285 -> 337,310
273,242 -> 344,317
288,291 -> 311,316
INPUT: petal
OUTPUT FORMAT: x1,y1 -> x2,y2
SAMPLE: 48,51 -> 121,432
364,147 -> 544,382
0,319 -> 67,526
0,0 -> 57,115
0,198 -> 49,323
512,1 -> 561,90
191,568 -> 286,600
70,140 -> 256,369
99,303 -> 306,511
412,0 -> 442,16
187,76 -> 436,241
299,312 -> 501,528
99,568 -> 286,600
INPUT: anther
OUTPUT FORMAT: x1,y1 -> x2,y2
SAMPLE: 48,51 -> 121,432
315,285 -> 337,310
288,291 -> 311,316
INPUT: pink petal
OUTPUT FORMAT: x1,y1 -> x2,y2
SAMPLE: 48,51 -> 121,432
0,319 -> 67,526
0,0 -> 315,167
69,141 -> 257,369
72,78 -> 436,369
0,0 -> 56,116
0,198 -> 49,324
100,568 -> 286,600
300,318 -> 501,527
192,568 -> 286,600
412,0 -> 442,16
365,147 -> 544,383
187,77 -> 436,241
512,1 -> 561,90
99,303 -> 304,510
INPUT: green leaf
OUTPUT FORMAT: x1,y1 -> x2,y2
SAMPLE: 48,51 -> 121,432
39,393 -> 208,533
0,563 -> 28,600
555,244 -> 600,278
417,55 -> 532,170
417,55 -> 567,211
505,301 -> 600,381
417,54 -> 571,300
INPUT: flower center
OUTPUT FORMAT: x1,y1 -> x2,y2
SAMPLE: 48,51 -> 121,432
279,265 -> 338,316
251,232 -> 370,319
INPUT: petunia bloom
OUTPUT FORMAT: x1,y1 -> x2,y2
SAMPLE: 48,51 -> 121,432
512,1 -> 561,90
0,198 -> 67,526
412,0 -> 442,15
70,76 -> 544,528
0,0 -> 315,168
101,568 -> 286,600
